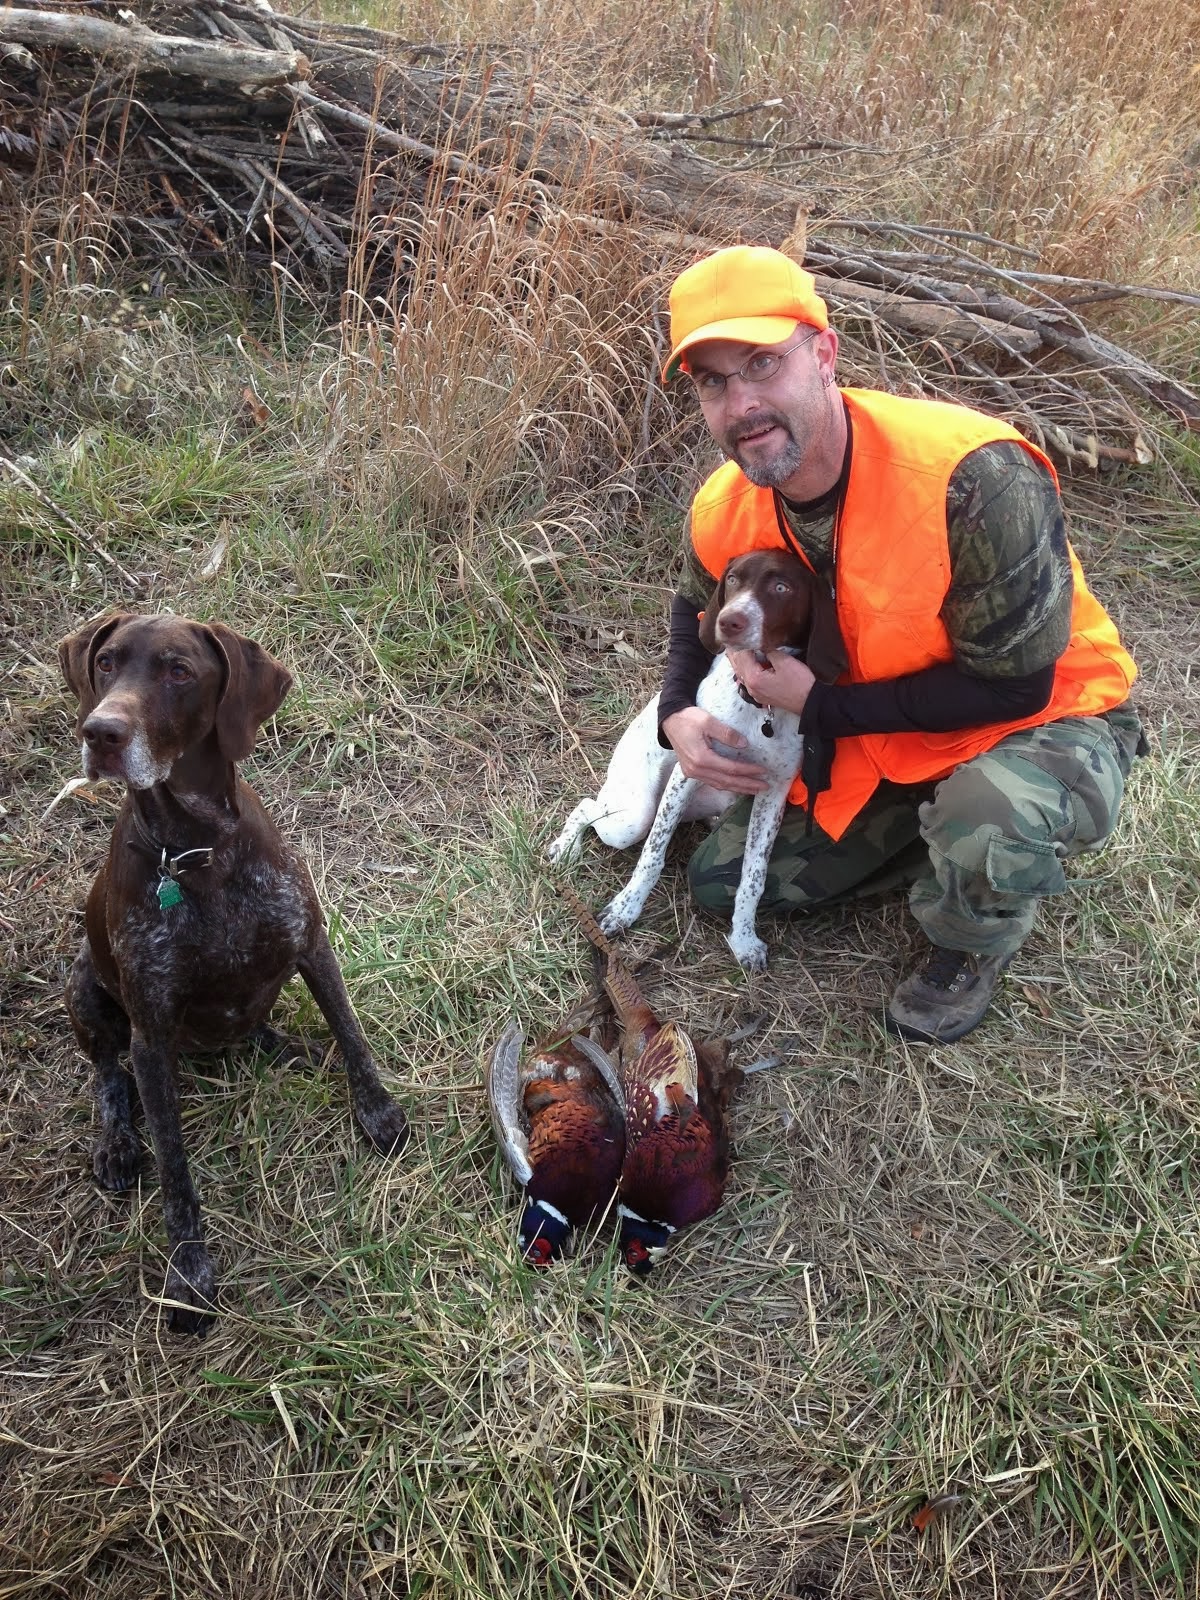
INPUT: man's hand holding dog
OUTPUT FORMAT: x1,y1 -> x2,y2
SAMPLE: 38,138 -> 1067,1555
661,706 -> 770,794
729,650 -> 816,717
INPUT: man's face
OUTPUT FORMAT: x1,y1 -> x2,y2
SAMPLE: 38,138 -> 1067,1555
686,326 -> 839,496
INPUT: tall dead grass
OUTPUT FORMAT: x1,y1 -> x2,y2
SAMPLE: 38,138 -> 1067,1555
328,199 -> 653,530
340,0 -> 1200,297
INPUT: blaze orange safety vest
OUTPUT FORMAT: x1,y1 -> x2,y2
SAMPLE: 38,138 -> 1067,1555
690,387 -> 1137,840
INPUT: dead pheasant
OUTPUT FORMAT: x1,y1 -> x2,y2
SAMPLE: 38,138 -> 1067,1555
562,886 -> 742,1275
486,1014 -> 626,1266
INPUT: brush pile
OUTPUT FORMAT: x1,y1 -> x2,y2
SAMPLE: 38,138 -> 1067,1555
2,0 -> 1198,468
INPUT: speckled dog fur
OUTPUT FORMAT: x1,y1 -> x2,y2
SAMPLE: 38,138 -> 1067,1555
59,612 -> 410,1335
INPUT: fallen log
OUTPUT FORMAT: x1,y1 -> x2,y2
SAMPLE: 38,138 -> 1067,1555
811,272 -> 1043,359
0,7 -> 308,86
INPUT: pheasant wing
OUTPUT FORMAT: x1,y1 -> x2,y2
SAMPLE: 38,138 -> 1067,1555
639,1021 -> 698,1099
624,1020 -> 698,1124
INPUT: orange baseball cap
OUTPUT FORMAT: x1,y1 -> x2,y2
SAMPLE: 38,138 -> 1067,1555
663,245 -> 828,381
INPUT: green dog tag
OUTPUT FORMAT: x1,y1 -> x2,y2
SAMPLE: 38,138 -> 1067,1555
157,877 -> 184,910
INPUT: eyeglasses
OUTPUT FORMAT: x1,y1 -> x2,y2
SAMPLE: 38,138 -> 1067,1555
689,330 -> 820,400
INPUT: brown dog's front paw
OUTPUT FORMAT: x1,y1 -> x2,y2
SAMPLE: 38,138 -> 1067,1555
164,1244 -> 218,1336
355,1094 -> 410,1157
93,1126 -> 141,1191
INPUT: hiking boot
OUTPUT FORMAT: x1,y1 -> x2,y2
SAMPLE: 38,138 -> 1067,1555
885,943 -> 1011,1044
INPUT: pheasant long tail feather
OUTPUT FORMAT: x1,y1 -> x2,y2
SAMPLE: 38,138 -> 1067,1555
559,881 -> 623,965
559,881 -> 659,1050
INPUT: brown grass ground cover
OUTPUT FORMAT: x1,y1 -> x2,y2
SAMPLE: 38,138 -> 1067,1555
3,0 -> 1200,1596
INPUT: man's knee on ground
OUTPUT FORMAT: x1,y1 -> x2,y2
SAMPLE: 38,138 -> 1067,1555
919,764 -> 1016,869
687,839 -> 741,915
918,760 -> 1069,899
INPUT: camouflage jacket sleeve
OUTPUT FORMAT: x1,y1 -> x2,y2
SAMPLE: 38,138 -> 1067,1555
941,440 -> 1073,679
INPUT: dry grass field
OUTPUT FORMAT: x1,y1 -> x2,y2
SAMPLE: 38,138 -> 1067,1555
3,0 -> 1200,1596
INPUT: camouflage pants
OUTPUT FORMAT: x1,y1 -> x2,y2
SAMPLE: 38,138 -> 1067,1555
689,710 -> 1142,958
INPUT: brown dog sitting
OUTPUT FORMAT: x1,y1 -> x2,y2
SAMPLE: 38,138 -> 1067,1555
59,611 -> 410,1335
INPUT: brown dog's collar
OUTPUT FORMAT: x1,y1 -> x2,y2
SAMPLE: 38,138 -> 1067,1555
126,809 -> 215,880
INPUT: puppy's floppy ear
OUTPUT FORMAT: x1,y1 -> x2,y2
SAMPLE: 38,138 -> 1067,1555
57,611 -> 134,725
791,568 -> 815,647
797,566 -> 849,683
697,575 -> 726,653
200,623 -> 293,763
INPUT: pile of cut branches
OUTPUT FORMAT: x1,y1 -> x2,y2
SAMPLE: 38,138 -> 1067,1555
2,0 -> 1198,469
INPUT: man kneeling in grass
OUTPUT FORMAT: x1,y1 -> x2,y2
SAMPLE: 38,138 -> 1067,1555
656,244 -> 1146,1044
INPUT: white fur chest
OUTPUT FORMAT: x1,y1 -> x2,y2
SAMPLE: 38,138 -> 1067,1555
694,653 -> 803,787
596,650 -> 807,971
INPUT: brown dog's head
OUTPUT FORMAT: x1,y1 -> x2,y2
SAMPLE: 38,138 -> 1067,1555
697,549 -> 814,657
58,612 -> 293,786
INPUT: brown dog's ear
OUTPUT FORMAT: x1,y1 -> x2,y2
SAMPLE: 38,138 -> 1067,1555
200,623 -> 293,763
57,612 -> 134,722
697,575 -> 726,653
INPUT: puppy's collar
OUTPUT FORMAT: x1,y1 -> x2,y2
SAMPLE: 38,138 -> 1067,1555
733,646 -> 801,729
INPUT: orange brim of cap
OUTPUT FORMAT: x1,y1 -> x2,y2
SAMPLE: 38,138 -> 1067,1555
662,315 -> 805,382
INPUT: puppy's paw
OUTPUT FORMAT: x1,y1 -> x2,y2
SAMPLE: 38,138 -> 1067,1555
727,932 -> 769,973
598,898 -> 633,936
165,1243 -> 218,1337
356,1093 -> 410,1157
545,830 -> 582,865
93,1125 -> 141,1191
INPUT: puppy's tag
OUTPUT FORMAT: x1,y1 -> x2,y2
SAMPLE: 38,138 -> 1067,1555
156,876 -> 184,910
761,717 -> 775,738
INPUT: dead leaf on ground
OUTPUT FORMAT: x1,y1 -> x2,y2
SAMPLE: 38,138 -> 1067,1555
1020,981 -> 1054,1017
240,384 -> 270,427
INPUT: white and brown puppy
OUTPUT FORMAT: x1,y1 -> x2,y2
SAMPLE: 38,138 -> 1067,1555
552,549 -> 814,971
